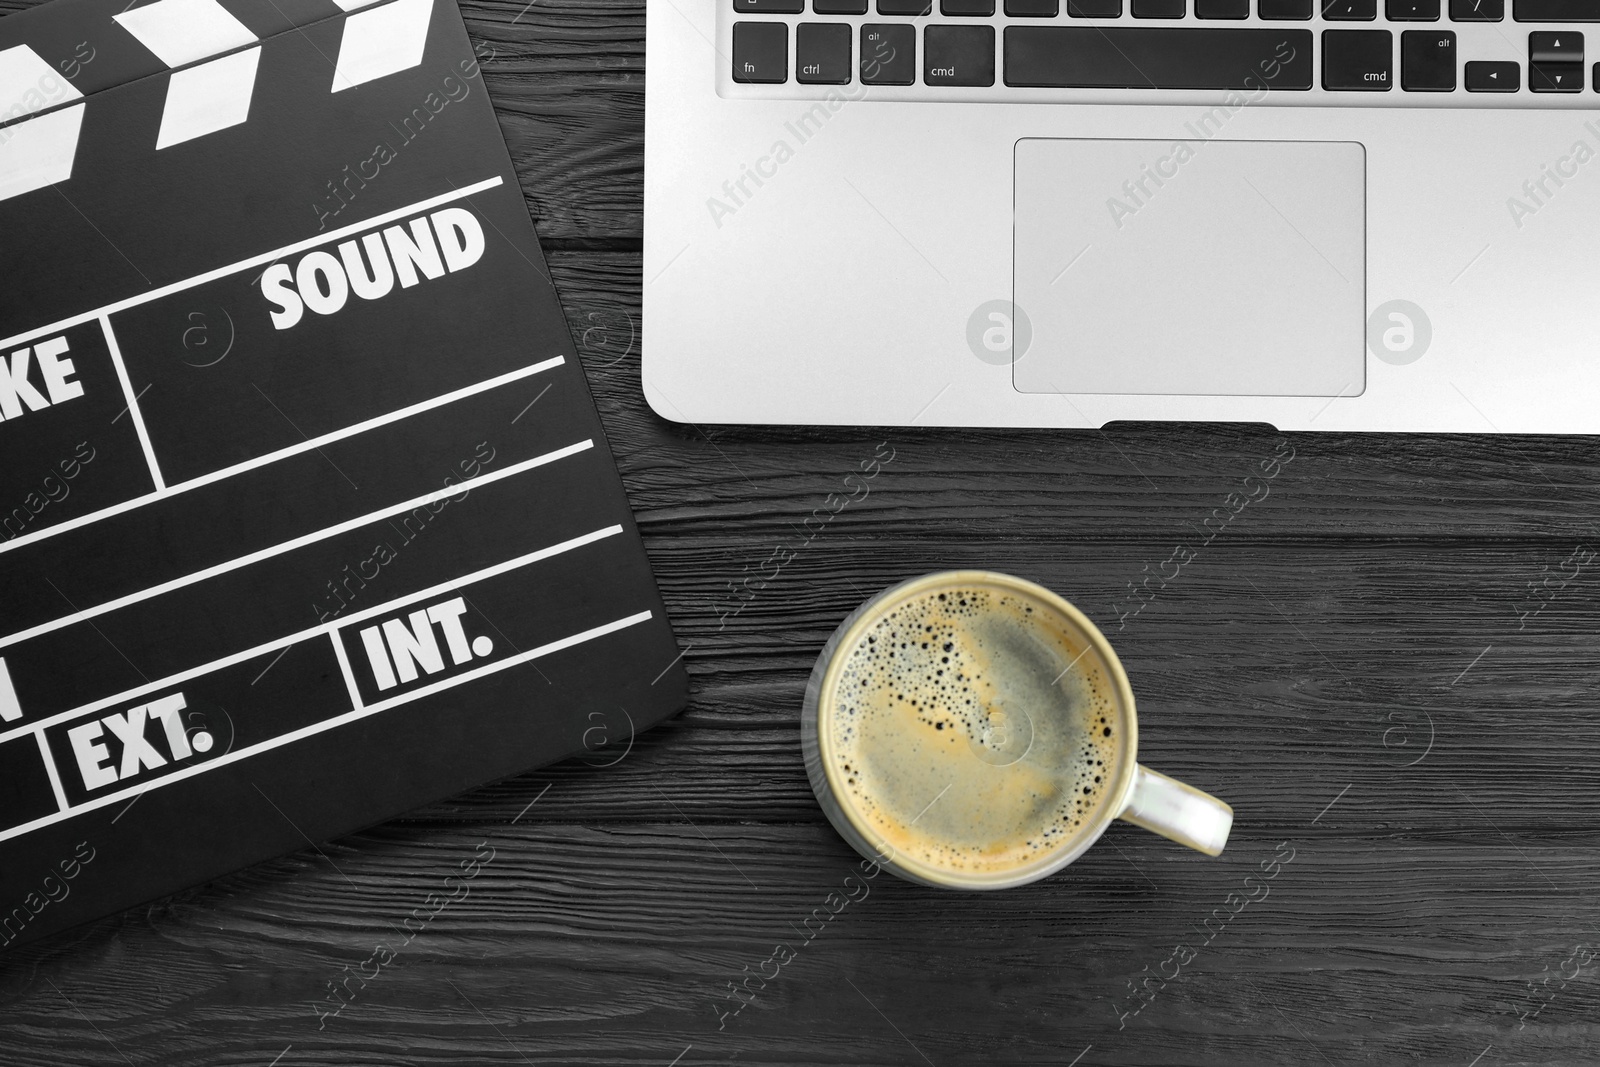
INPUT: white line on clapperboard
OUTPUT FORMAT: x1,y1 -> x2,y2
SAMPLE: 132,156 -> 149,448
0,523 -> 627,749
99,318 -> 167,491
0,355 -> 564,559
0,177 -> 504,351
0,439 -> 597,652
0,179 -> 559,561
0,607 -> 653,846
35,730 -> 69,813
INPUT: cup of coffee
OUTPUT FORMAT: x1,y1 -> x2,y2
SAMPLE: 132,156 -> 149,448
801,571 -> 1232,889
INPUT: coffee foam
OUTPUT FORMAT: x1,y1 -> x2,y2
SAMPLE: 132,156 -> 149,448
826,585 -> 1122,878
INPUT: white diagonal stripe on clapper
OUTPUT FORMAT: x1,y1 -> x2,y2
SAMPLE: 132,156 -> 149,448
0,44 -> 83,121
113,0 -> 257,68
113,0 -> 263,150
331,0 -> 434,92
156,46 -> 262,149
0,45 -> 87,203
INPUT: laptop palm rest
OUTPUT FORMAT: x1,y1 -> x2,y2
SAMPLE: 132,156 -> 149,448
1013,137 -> 1366,398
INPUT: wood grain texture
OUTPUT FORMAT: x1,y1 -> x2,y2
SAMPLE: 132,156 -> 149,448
5,0 -> 1600,1065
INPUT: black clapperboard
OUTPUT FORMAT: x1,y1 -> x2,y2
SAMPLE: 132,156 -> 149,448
0,0 -> 686,948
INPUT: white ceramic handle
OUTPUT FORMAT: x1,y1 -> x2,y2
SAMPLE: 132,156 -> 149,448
1117,765 -> 1233,856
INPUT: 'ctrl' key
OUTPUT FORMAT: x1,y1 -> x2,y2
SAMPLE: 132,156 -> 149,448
797,23 -> 852,84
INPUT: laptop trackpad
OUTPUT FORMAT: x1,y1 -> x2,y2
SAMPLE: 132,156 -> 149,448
1013,138 -> 1365,397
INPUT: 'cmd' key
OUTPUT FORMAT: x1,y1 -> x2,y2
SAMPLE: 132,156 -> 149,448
1323,29 -> 1393,87
924,25 -> 996,85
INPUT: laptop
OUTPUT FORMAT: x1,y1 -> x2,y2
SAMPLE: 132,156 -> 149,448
644,0 -> 1600,433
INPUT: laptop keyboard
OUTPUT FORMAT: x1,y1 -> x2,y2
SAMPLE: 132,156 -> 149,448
721,0 -> 1599,105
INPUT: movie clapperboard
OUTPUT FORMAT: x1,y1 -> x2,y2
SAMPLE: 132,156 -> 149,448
0,0 -> 686,947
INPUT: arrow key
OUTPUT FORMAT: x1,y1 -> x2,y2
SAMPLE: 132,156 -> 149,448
1465,59 -> 1519,90
1530,31 -> 1582,64
1531,60 -> 1583,90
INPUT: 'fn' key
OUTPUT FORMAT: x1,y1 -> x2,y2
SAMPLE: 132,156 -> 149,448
733,22 -> 787,83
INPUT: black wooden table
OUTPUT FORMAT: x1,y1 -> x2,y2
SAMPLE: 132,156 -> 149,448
3,1 -> 1599,1063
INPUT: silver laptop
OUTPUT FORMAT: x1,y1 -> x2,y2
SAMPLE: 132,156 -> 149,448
643,0 -> 1600,432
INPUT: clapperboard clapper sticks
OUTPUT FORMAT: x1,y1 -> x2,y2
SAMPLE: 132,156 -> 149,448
0,0 -> 686,948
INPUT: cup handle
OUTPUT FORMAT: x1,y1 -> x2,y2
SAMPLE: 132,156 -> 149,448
1117,765 -> 1233,857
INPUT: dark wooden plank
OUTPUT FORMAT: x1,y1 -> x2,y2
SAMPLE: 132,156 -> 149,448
464,0 -> 644,246
2,822 -> 1595,1065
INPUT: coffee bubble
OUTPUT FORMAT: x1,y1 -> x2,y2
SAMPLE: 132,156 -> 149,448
826,585 -> 1122,878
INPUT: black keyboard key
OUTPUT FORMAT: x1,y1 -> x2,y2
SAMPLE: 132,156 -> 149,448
943,0 -> 997,11
1004,27 -> 1313,87
1133,0 -> 1185,15
1515,0 -> 1600,19
1530,30 -> 1583,60
1388,0 -> 1440,18
814,0 -> 869,12
878,0 -> 931,12
861,24 -> 916,82
1531,59 -> 1583,86
925,25 -> 996,83
1196,0 -> 1249,16
1006,0 -> 1059,11
1260,0 -> 1313,16
797,23 -> 853,82
733,22 -> 788,82
734,0 -> 803,11
1323,29 -> 1393,87
1450,0 -> 1503,19
1401,29 -> 1456,87
1323,0 -> 1378,18
1069,0 -> 1123,13
1465,58 -> 1520,87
